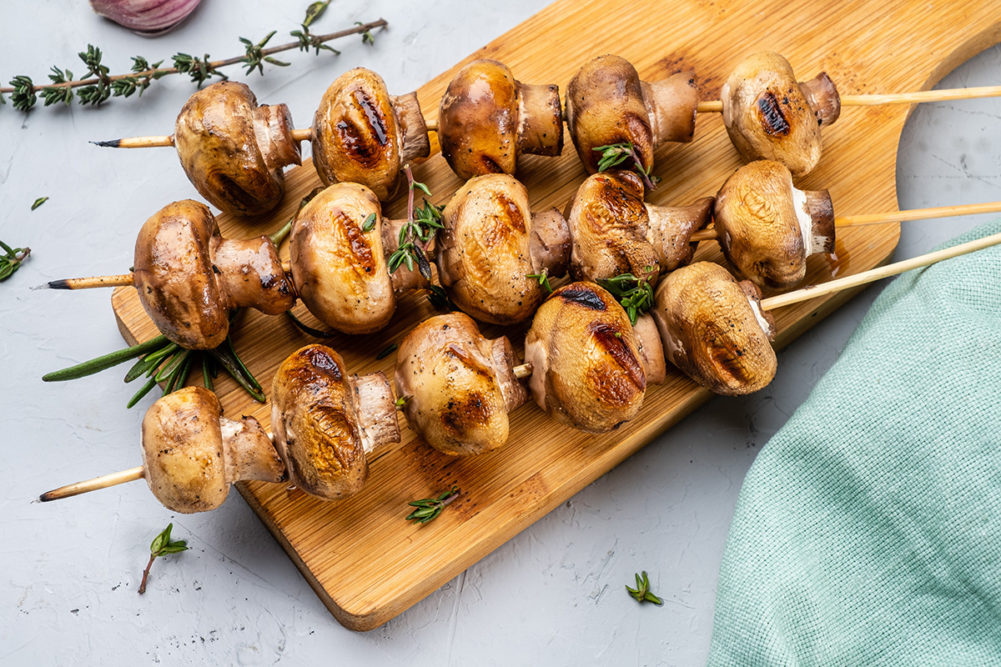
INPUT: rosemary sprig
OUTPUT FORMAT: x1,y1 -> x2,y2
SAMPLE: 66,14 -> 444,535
427,284 -> 453,310
376,343 -> 398,360
1,18 -> 388,111
387,165 -> 444,281
406,486 -> 461,525
0,241 -> 31,282
285,309 -> 338,338
593,143 -> 659,190
625,571 -> 664,605
138,523 -> 189,595
31,196 -> 48,211
598,272 -> 655,325
526,267 -> 553,293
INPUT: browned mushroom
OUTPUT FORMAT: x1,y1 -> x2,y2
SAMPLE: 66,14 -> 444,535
651,261 -> 776,396
713,160 -> 834,288
565,170 -> 713,284
438,59 -> 562,181
133,200 -> 295,349
141,386 -> 285,513
524,282 -> 649,432
271,344 -> 400,499
435,174 -> 570,325
290,182 -> 428,335
395,312 -> 526,455
721,51 -> 841,177
174,81 -> 302,217
565,55 -> 697,175
312,67 -> 430,201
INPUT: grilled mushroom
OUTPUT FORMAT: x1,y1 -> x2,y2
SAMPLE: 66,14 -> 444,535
395,313 -> 527,455
174,81 -> 301,217
525,282 -> 648,432
652,261 -> 776,395
713,160 -> 834,288
436,174 -> 570,325
721,51 -> 841,177
565,170 -> 712,284
141,386 -> 285,513
133,200 -> 295,349
312,68 -> 430,201
438,59 -> 563,180
271,344 -> 400,499
565,55 -> 697,175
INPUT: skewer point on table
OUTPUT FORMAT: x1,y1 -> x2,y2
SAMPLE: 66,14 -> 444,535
39,465 -> 146,502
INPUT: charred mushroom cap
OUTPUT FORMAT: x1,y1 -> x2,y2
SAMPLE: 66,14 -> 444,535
436,174 -> 569,325
565,55 -> 697,174
133,200 -> 296,349
713,160 -> 834,289
438,59 -> 563,180
290,182 -> 397,334
312,68 -> 430,202
271,344 -> 400,500
524,282 -> 647,432
141,386 -> 284,514
174,81 -> 301,217
566,171 -> 661,284
395,312 -> 526,456
652,262 -> 777,396
720,51 -> 841,177
133,200 -> 231,350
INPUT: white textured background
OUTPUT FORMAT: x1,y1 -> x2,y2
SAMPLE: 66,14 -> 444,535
1,1 -> 1000,664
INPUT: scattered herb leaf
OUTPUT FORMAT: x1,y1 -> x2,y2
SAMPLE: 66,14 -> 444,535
625,570 -> 663,605
593,142 -> 659,190
406,486 -> 460,525
138,523 -> 189,595
0,242 -> 31,282
31,196 -> 49,210
598,273 -> 655,325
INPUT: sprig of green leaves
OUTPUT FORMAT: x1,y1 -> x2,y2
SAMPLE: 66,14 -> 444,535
526,267 -> 552,293
138,523 -> 189,594
593,143 -> 659,190
598,272 -> 655,325
387,167 -> 444,282
625,571 -> 663,605
0,241 -> 30,282
406,486 -> 460,525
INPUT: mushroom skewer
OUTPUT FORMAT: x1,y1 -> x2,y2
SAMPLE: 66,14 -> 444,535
689,159 -> 1001,289
654,231 -> 1001,395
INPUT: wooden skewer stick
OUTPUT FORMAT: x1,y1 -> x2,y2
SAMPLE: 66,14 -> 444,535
39,465 -> 145,502
689,200 -> 1001,243
45,273 -> 135,290
513,362 -> 533,380
290,128 -> 313,143
695,84 -> 1001,113
760,230 -> 1001,311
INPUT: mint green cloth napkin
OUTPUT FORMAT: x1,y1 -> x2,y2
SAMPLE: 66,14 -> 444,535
707,221 -> 1001,665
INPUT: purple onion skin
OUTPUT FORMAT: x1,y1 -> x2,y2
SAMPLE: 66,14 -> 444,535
90,0 -> 202,37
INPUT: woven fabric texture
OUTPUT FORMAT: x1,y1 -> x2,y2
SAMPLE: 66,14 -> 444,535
707,222 -> 1001,666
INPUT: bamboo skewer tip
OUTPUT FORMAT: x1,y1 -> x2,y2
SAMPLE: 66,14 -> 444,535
39,465 -> 146,503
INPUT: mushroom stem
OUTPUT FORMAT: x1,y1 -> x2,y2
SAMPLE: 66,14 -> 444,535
45,273 -> 135,290
513,362 -> 533,380
760,230 -> 1001,311
92,135 -> 175,148
697,84 -> 1001,114
39,465 -> 145,502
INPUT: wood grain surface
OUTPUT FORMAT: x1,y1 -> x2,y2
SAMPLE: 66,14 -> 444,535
112,0 -> 1001,630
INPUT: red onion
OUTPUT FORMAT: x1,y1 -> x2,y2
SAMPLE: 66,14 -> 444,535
89,0 -> 202,37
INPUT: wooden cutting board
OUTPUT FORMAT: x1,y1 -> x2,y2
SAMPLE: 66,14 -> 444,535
112,0 -> 1001,630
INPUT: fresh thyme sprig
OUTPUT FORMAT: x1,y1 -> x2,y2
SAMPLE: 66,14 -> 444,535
526,267 -> 553,293
387,165 -> 444,281
31,196 -> 48,211
0,242 -> 31,282
0,16 -> 388,111
593,143 -> 660,190
406,486 -> 461,525
598,272 -> 655,326
138,523 -> 189,595
625,571 -> 664,605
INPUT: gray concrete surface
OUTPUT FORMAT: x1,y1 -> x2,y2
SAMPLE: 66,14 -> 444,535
1,1 -> 999,664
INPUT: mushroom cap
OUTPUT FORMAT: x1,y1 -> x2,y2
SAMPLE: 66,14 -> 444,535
713,160 -> 809,288
438,59 -> 521,180
720,51 -> 823,177
133,200 -> 230,350
437,174 -> 547,325
565,55 -> 654,174
271,344 -> 369,499
141,386 -> 229,513
566,170 -> 660,284
174,81 -> 297,217
395,313 -> 525,456
652,262 -> 776,395
290,182 -> 396,334
525,282 -> 647,432
312,68 -> 406,201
